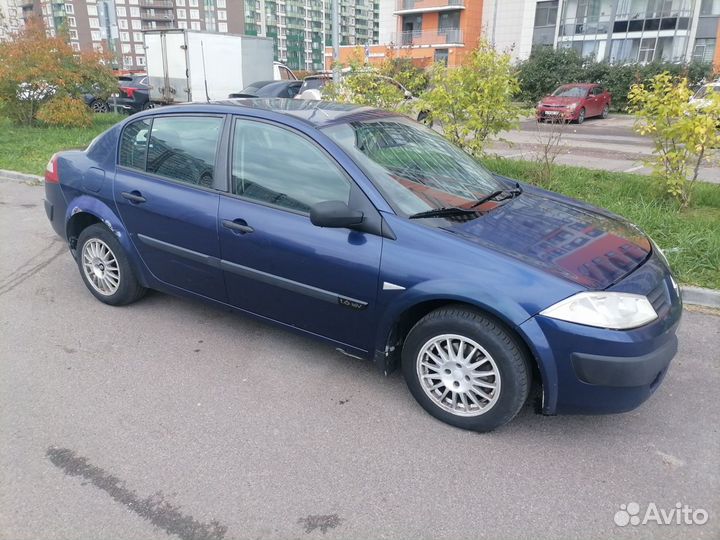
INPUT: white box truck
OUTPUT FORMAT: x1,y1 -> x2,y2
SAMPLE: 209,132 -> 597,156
144,29 -> 275,104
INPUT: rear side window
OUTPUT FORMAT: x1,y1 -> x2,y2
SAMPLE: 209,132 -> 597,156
119,118 -> 151,170
145,116 -> 223,188
593,86 -> 604,96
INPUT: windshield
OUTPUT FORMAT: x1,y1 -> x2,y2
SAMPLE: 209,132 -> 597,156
552,86 -> 588,98
301,78 -> 329,92
693,85 -> 720,99
323,117 -> 507,216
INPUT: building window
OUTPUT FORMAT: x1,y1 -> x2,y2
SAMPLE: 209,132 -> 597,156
639,37 -> 657,63
68,16 -> 76,27
120,31 -> 130,41
123,55 -> 134,67
136,56 -> 146,66
116,6 -> 126,16
218,10 -> 226,20
218,22 -> 228,32
87,4 -> 98,16
135,45 -> 144,54
71,42 -> 80,51
535,1 -> 558,27
176,0 -> 185,5
65,3 -> 74,14
122,43 -> 132,53
91,30 -> 102,41
189,0 -> 198,6
177,8 -> 186,18
693,38 -> 716,62
191,20 -> 201,30
131,19 -> 141,29
119,19 -> 128,29
130,6 -> 139,17
133,32 -> 143,42
217,0 -> 225,7
69,29 -> 78,40
701,0 -> 720,15
190,9 -> 199,19
178,20 -> 188,28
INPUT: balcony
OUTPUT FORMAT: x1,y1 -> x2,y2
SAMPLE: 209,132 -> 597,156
394,0 -> 464,15
391,29 -> 463,47
140,0 -> 174,7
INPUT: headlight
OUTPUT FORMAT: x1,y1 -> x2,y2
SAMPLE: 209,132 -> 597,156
566,103 -> 578,111
540,292 -> 657,330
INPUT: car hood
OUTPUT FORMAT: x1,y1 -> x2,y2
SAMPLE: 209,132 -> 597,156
443,190 -> 651,289
541,96 -> 582,106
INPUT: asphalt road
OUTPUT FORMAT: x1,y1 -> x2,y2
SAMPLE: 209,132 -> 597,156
1,179 -> 719,540
489,115 -> 720,184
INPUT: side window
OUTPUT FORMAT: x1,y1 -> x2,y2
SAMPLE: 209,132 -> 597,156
119,118 -> 151,170
146,116 -> 222,188
231,119 -> 351,213
593,86 -> 603,96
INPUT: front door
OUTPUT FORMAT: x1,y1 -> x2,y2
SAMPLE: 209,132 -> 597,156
218,117 -> 382,352
114,114 -> 227,301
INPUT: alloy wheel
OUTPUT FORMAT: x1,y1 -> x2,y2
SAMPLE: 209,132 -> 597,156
416,334 -> 501,417
81,239 -> 120,296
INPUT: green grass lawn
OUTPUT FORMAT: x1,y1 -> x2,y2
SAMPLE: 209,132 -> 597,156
0,114 -> 124,176
483,157 -> 720,290
0,115 -> 717,289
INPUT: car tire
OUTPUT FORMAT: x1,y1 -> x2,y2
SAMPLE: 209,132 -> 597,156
142,101 -> 156,111
76,224 -> 146,306
601,104 -> 610,119
575,108 -> 585,124
90,99 -> 109,113
401,306 -> 531,432
417,110 -> 433,126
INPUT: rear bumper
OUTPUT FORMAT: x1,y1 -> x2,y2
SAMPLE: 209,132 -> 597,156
44,182 -> 67,240
108,97 -> 142,113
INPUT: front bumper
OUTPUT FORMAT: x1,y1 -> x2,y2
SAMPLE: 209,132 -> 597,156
108,97 -> 141,113
520,251 -> 682,415
537,107 -> 577,121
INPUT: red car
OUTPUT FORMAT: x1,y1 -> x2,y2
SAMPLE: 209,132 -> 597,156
536,83 -> 612,124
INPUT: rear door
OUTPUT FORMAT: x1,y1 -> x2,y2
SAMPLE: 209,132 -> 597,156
217,117 -> 383,352
114,114 -> 228,301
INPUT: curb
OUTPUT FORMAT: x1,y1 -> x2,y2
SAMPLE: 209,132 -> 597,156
0,167 -> 718,309
0,169 -> 42,185
681,286 -> 720,309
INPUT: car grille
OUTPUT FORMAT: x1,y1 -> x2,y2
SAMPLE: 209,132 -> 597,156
647,279 -> 670,317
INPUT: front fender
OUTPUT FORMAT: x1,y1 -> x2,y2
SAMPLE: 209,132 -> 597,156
373,278 -> 535,355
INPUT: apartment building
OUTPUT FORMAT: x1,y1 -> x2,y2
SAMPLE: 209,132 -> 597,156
328,0 -> 483,68
0,0 -> 23,39
484,0 -> 720,67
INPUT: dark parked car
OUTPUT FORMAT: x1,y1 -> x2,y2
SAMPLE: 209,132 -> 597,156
43,99 -> 681,432
537,83 -> 612,124
229,80 -> 303,99
108,75 -> 152,114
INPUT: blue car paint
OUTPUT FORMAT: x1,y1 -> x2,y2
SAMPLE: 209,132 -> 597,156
44,100 -> 683,417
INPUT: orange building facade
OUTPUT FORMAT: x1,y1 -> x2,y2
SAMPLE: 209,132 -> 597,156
326,0 -> 484,70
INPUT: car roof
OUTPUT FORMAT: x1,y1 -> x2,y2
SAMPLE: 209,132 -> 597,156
143,98 -> 398,128
559,83 -> 598,88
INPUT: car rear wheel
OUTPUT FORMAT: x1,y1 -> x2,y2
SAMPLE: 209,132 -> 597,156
76,224 -> 146,306
601,104 -> 610,119
142,101 -> 156,111
401,306 -> 531,432
90,99 -> 109,113
575,107 -> 586,124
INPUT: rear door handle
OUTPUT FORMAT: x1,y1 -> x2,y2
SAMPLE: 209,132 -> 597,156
222,219 -> 254,234
121,191 -> 146,204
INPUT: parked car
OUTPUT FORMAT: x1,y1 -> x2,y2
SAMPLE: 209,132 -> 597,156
229,80 -> 303,99
108,75 -> 151,114
295,73 -> 333,100
537,83 -> 612,124
690,82 -> 720,109
83,92 -> 109,113
43,99 -> 681,432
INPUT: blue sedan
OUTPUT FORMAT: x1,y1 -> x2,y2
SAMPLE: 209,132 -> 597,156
43,99 -> 682,431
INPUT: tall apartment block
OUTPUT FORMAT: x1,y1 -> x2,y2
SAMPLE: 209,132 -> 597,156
2,0 -> 380,72
484,0 -> 720,67
328,0 -> 483,68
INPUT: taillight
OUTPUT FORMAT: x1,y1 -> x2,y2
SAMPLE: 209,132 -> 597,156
45,154 -> 59,184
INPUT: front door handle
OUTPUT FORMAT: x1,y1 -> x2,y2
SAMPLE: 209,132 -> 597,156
222,219 -> 254,234
121,191 -> 146,204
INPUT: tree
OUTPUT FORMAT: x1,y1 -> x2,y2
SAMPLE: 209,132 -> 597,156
419,40 -> 522,157
628,72 -> 720,208
517,46 -> 585,105
0,18 -> 116,126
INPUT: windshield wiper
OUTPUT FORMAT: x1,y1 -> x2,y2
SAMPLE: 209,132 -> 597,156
409,184 -> 523,220
468,183 -> 523,209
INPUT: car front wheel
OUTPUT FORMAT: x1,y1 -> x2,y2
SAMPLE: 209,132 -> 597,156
601,104 -> 610,119
76,224 -> 146,306
401,306 -> 531,432
90,99 -> 109,113
575,107 -> 585,124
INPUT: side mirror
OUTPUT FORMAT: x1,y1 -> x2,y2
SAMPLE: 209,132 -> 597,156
310,201 -> 364,228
